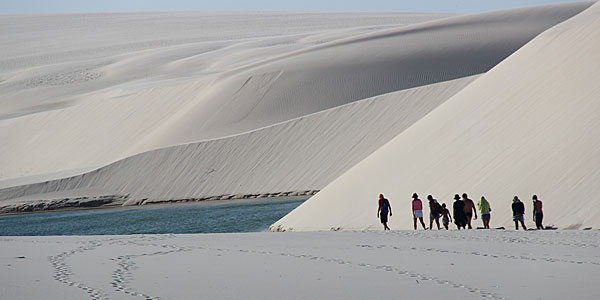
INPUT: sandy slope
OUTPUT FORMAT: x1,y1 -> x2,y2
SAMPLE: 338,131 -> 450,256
273,2 -> 600,231
155,3 -> 592,143
0,76 -> 477,208
1,12 -> 445,116
0,3 -> 588,183
2,230 -> 599,300
0,12 -> 452,180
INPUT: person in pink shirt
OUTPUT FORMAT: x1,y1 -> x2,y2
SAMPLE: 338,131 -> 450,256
411,193 -> 427,230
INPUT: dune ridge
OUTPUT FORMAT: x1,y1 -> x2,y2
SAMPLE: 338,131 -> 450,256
272,1 -> 600,231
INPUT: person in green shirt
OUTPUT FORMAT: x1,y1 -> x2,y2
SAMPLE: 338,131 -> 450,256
478,196 -> 491,229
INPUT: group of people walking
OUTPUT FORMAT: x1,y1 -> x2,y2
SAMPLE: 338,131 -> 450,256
377,193 -> 545,231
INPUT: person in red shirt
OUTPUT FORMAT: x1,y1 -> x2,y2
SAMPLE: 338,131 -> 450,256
411,193 -> 427,230
377,194 -> 392,230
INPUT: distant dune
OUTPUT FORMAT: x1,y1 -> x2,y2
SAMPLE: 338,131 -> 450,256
1,11 -> 453,180
273,2 -> 600,231
0,3 -> 594,219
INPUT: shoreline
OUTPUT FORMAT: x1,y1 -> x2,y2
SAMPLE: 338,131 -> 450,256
0,190 -> 317,217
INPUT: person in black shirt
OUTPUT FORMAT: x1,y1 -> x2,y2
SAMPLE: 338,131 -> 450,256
377,194 -> 392,230
511,196 -> 527,230
453,194 -> 466,230
427,195 -> 442,230
533,195 -> 544,230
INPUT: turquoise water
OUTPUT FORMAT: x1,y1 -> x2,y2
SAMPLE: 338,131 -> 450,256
0,197 -> 306,236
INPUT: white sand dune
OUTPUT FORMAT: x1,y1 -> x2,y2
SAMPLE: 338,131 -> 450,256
0,12 -> 452,180
1,11 -> 446,115
2,231 -> 599,300
157,3 -> 592,143
273,2 -> 600,231
0,3 -> 590,213
0,3 -> 587,184
0,76 -> 477,208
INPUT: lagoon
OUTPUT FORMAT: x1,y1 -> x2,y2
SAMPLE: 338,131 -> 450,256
0,197 -> 306,236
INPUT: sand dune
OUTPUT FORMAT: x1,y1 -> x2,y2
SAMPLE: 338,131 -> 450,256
0,12 -> 451,180
0,76 -> 477,210
0,3 -> 593,216
2,231 -> 599,300
273,2 -> 600,231
138,2 -> 591,143
0,3 -> 587,184
2,4 -> 600,300
1,11 -> 445,114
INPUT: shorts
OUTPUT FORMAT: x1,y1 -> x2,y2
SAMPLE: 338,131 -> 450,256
442,216 -> 449,226
430,211 -> 440,219
482,213 -> 491,220
465,212 -> 473,219
535,212 -> 543,227
513,214 -> 524,222
380,213 -> 388,223
413,210 -> 423,218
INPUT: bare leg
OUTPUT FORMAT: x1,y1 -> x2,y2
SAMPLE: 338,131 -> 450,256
419,217 -> 426,229
515,221 -> 519,230
467,216 -> 472,229
413,218 -> 417,230
435,218 -> 440,230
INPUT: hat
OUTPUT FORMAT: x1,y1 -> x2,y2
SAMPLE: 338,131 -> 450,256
412,193 -> 418,199
454,194 -> 460,200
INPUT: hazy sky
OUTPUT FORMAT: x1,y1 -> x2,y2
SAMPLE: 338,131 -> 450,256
0,0 -> 589,14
